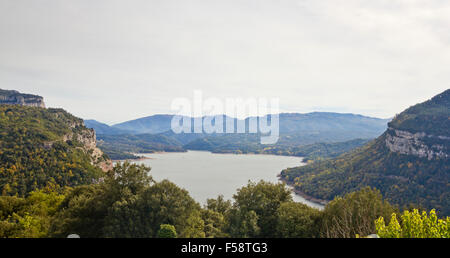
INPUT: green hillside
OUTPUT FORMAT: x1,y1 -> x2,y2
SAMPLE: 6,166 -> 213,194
0,105 -> 108,196
96,133 -> 185,160
280,90 -> 450,216
388,89 -> 450,136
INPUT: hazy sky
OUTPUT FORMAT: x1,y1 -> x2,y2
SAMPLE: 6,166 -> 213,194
1,0 -> 449,124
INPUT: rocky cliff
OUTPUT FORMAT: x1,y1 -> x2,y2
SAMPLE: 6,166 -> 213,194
385,127 -> 450,160
46,116 -> 113,172
0,89 -> 46,108
70,125 -> 113,172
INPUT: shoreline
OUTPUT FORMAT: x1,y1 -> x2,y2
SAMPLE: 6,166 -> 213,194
117,149 -> 307,160
112,150 -> 188,162
278,176 -> 329,206
112,155 -> 152,163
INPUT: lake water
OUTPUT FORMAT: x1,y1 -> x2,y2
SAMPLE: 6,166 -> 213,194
133,151 -> 324,210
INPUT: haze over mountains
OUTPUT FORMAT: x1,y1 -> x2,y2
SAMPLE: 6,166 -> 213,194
87,113 -> 389,136
85,112 -> 390,160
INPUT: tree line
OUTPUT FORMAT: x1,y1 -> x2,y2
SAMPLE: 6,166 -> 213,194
1,162 -> 447,238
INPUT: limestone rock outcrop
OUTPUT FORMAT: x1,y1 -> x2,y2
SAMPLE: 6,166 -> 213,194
385,127 -> 449,160
0,89 -> 45,108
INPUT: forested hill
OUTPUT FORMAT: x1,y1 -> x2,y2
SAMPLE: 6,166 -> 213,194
388,89 -> 450,136
0,105 -> 111,196
280,89 -> 450,216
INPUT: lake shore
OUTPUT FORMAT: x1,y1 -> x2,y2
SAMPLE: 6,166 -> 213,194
112,155 -> 152,162
278,176 -> 328,206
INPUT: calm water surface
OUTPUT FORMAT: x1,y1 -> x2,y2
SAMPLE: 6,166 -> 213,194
133,151 -> 324,209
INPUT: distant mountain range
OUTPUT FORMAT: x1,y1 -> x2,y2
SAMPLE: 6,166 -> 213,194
84,120 -> 131,135
92,112 -> 389,136
85,112 -> 390,159
112,114 -> 174,134
281,89 -> 450,215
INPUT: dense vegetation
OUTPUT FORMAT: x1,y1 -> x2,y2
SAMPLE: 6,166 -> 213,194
376,209 -> 450,238
1,162 -> 447,238
281,90 -> 450,216
96,133 -> 185,160
0,186 -> 66,237
0,105 -> 105,196
388,89 -> 450,136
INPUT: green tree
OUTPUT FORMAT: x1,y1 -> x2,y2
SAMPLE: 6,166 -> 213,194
0,188 -> 65,238
50,162 -> 152,237
157,224 -> 177,238
225,208 -> 260,238
376,209 -> 450,238
205,195 -> 232,215
320,187 -> 395,238
50,162 -> 205,238
276,202 -> 321,238
103,161 -> 152,197
201,209 -> 228,238
201,195 -> 232,238
49,184 -> 108,237
226,180 -> 292,237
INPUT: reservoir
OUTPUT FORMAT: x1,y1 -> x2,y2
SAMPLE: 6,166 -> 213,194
133,151 -> 324,209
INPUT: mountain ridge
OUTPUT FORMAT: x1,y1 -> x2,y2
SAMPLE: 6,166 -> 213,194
86,112 -> 389,159
92,112 -> 390,134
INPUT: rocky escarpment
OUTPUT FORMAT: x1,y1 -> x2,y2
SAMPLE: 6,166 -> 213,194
43,112 -> 113,172
62,124 -> 113,171
0,89 -> 45,108
385,127 -> 449,160
74,126 -> 113,172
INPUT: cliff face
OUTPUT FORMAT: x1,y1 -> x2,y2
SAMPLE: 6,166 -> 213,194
72,126 -> 114,172
0,89 -> 45,108
385,127 -> 450,160
54,119 -> 113,172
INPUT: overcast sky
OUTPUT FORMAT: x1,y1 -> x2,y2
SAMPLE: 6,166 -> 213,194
0,0 -> 449,124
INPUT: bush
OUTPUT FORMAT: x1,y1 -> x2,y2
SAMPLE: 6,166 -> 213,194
376,209 -> 450,238
157,224 -> 177,238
